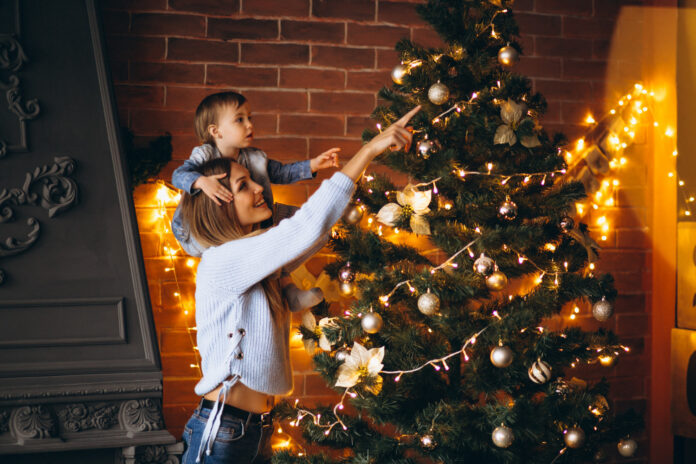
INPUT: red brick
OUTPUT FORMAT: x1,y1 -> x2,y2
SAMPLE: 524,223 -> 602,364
206,65 -> 278,88
102,11 -> 130,34
106,36 -> 166,61
534,0 -> 593,16
312,46 -> 374,69
312,0 -> 375,21
170,134 -> 200,159
347,23 -> 409,47
513,0 -> 535,12
516,56 -> 561,79
617,187 -> 647,208
614,294 -> 647,314
102,0 -> 166,10
304,373 -> 336,396
563,59 -> 608,80
616,228 -> 650,249
595,250 -> 647,273
411,27 -> 446,49
167,38 -> 239,62
165,86 -> 213,110
131,13 -> 205,36
241,43 -> 309,65
310,138 -> 363,157
163,404 -> 196,437
273,184 -> 310,206
139,232 -> 161,258
114,84 -> 164,107
160,328 -> 199,354
242,90 -> 308,112
346,70 -> 390,91
616,313 -> 649,336
533,79 -> 595,101
208,18 -> 278,40
280,114 -> 344,136
561,101 -> 604,125
609,375 -> 647,398
162,282 -> 195,310
515,12 -> 562,36
254,137 -> 308,159
281,20 -> 345,43
378,1 -> 424,25
168,0 -> 239,15
161,353 -> 200,377
109,60 -> 129,83
535,37 -> 593,59
243,0 -> 310,17
131,62 -> 204,84
592,39 -> 612,60
132,109 -> 195,134
543,122 -> 584,140
563,16 -> 616,39
310,91 -> 375,114
377,49 -> 400,68
542,101 -> 561,122
347,115 -> 374,136
248,114 -> 278,136
612,271 -> 644,293
280,68 -> 345,90
162,378 -> 199,403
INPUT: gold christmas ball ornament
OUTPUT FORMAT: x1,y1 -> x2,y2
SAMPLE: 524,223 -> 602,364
592,297 -> 613,322
564,427 -> 586,449
486,270 -> 508,291
419,434 -> 437,450
338,263 -> 355,283
598,354 -> 617,367
418,139 -> 434,157
417,290 -> 440,316
497,46 -> 519,68
491,425 -> 514,448
559,216 -> 575,233
339,281 -> 355,296
428,82 -> 450,105
498,197 -> 518,220
489,0 -> 515,7
528,359 -> 552,384
335,348 -> 350,362
391,64 -> 408,84
361,312 -> 383,334
617,438 -> 638,457
490,345 -> 514,368
342,205 -> 363,224
474,253 -> 496,276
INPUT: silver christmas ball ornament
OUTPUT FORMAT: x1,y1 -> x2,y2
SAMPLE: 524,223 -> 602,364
419,434 -> 437,450
343,205 -> 363,225
490,345 -> 514,368
499,198 -> 518,220
338,263 -> 355,283
391,64 -> 407,84
592,297 -> 613,322
528,359 -> 552,384
497,46 -> 519,68
418,139 -> 434,157
417,290 -> 440,316
335,348 -> 350,362
428,82 -> 450,105
361,312 -> 383,334
486,271 -> 508,291
339,281 -> 354,296
491,425 -> 514,448
474,253 -> 496,276
564,427 -> 586,449
617,438 -> 638,457
559,216 -> 575,233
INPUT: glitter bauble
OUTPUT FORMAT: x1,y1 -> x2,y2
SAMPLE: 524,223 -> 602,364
499,199 -> 518,220
559,216 -> 575,233
497,46 -> 519,68
338,263 -> 355,283
343,205 -> 363,224
491,425 -> 514,448
617,438 -> 638,457
474,253 -> 496,276
528,359 -> 552,384
361,312 -> 383,334
486,271 -> 508,291
599,354 -> 617,367
418,139 -> 434,157
335,348 -> 350,362
339,281 -> 354,296
490,345 -> 514,368
564,427 -> 586,449
419,434 -> 437,450
592,298 -> 613,321
391,64 -> 407,84
417,291 -> 440,316
428,82 -> 450,105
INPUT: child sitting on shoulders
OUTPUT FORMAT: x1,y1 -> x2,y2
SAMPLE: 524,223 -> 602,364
171,91 -> 339,311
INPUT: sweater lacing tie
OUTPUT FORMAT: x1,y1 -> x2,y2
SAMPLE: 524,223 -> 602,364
196,374 -> 241,463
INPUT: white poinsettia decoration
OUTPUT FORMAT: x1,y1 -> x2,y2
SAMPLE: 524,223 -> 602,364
335,342 -> 385,395
301,312 -> 339,353
494,98 -> 541,148
376,184 -> 432,235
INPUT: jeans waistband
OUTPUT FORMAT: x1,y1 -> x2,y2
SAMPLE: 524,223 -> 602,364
198,398 -> 272,425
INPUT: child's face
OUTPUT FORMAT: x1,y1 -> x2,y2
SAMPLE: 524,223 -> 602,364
211,103 -> 254,152
228,162 -> 272,232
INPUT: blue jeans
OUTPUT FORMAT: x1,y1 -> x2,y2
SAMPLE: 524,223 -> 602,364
181,403 -> 273,464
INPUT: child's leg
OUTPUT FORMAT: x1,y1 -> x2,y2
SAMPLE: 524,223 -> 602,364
280,274 -> 323,312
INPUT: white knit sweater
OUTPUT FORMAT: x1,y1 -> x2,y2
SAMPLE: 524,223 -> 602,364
193,172 -> 355,396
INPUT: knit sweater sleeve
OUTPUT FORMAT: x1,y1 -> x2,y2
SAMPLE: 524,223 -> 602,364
202,172 -> 355,292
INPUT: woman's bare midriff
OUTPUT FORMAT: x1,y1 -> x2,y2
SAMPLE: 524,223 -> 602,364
203,379 -> 275,414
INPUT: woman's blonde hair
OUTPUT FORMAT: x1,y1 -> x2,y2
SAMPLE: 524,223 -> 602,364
194,92 -> 247,145
180,158 -> 287,323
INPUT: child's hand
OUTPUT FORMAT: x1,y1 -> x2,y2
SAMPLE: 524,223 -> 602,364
310,148 -> 340,172
193,173 -> 233,206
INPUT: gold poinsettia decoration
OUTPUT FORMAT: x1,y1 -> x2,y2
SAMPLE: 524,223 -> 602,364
301,311 -> 339,353
494,98 -> 541,148
376,184 -> 432,235
335,342 -> 385,395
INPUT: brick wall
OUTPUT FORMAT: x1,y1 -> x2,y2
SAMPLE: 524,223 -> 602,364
102,0 -> 651,458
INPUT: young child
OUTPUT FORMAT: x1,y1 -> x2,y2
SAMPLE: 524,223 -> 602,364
171,91 -> 339,311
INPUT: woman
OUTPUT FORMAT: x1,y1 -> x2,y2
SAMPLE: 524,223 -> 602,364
179,106 -> 420,463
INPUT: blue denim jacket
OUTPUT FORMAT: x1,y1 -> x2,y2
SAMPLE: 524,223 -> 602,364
171,144 -> 314,257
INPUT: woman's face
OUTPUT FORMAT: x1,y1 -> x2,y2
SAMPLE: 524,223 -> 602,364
228,162 -> 272,232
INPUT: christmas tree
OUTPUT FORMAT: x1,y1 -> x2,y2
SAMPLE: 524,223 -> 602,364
274,0 -> 642,462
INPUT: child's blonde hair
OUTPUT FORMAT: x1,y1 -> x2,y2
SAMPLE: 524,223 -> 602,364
194,92 -> 247,145
180,157 -> 287,323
